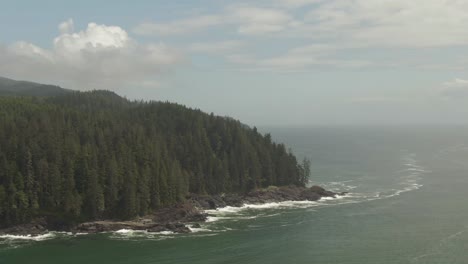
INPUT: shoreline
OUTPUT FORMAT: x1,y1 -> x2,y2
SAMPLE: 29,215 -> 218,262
0,185 -> 347,238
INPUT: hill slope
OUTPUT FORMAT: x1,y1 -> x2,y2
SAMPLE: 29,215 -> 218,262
0,87 -> 309,227
0,76 -> 70,97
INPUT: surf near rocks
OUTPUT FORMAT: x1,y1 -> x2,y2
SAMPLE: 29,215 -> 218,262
0,185 -> 344,237
74,203 -> 207,234
189,185 -> 348,211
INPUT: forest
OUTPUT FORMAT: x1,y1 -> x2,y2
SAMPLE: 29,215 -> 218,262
0,90 -> 310,227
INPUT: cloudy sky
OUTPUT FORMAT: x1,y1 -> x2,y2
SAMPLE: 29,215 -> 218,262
1,0 -> 468,126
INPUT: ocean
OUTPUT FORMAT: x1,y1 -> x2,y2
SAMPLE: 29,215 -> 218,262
1,126 -> 468,264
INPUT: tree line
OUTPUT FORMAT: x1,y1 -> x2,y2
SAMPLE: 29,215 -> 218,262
0,91 -> 310,227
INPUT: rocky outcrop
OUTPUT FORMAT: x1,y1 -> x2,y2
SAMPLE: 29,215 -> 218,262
0,185 -> 346,236
189,185 -> 347,210
0,218 -> 48,236
151,202 -> 207,223
74,220 -> 190,234
187,193 -> 243,209
73,202 -> 204,234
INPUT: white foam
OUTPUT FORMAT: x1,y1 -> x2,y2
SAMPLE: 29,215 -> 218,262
319,196 -> 336,201
158,231 -> 174,235
114,229 -> 174,236
406,168 -> 428,172
317,180 -> 360,194
206,216 -> 221,223
0,232 -> 55,241
204,196 -> 349,223
115,229 -> 134,234
205,206 -> 244,214
188,226 -> 212,233
239,200 -> 322,211
205,215 -> 261,223
206,153 -> 430,227
315,153 -> 428,206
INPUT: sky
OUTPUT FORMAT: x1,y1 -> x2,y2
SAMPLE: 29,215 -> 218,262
1,0 -> 468,126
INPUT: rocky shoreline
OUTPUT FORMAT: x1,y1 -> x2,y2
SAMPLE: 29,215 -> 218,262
0,185 -> 346,236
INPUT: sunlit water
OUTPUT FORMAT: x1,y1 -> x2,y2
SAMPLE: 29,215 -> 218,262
2,126 -> 468,264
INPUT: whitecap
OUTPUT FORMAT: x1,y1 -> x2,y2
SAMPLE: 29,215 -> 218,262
319,196 -> 337,201
205,215 -> 258,223
204,196 -> 349,223
188,226 -> 212,233
115,229 -> 134,234
0,232 -> 55,241
205,206 -> 244,214
159,231 -> 174,235
115,229 -> 174,235
206,216 -> 221,223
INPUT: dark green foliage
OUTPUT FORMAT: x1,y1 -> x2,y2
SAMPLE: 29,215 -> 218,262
0,91 -> 310,227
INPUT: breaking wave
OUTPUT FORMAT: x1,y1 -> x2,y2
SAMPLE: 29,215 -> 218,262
0,233 -> 56,242
0,152 -> 430,244
204,152 -> 429,226
109,229 -> 176,241
204,194 -> 350,223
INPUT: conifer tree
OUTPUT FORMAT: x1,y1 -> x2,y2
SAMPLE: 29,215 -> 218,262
0,92 -> 308,227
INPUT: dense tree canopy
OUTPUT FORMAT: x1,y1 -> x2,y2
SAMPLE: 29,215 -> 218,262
0,91 -> 310,227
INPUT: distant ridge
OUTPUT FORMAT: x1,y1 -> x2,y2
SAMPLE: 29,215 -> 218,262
0,76 -> 70,97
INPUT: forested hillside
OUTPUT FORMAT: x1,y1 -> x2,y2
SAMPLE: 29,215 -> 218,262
0,77 -> 70,97
0,90 -> 309,227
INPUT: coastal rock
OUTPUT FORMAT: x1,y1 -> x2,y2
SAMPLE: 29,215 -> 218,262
188,194 -> 227,210
147,222 -> 189,234
0,218 -> 48,236
222,194 -> 243,207
74,220 -> 192,234
308,185 -> 336,197
152,202 -> 207,223
0,185 -> 343,236
299,189 -> 321,201
71,202 -> 206,234
74,221 -> 145,233
165,223 -> 190,233
243,185 -> 337,204
185,213 -> 207,222
189,185 -> 343,210
146,225 -> 167,233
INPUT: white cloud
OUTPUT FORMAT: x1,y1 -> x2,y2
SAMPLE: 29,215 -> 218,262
134,6 -> 299,36
0,20 -> 183,90
130,0 -> 468,71
229,6 -> 299,35
55,22 -> 130,51
303,0 -> 468,48
58,18 -> 74,34
134,0 -> 468,47
441,78 -> 468,98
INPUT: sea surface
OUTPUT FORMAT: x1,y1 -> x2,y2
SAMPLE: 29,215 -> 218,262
2,126 -> 468,264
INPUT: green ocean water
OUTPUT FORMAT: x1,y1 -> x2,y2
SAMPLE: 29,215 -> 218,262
2,126 -> 468,264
